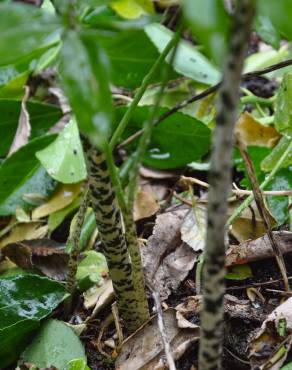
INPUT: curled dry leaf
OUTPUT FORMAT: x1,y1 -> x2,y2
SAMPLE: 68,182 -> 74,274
133,190 -> 160,221
180,205 -> 207,252
141,205 -> 197,300
226,231 -> 292,266
32,183 -> 81,220
176,294 -> 266,323
116,309 -> 199,370
250,297 -> 292,370
2,238 -> 68,280
84,279 -> 114,314
0,222 -> 48,248
235,112 -> 280,148
228,200 -> 277,243
139,166 -> 179,180
8,87 -> 31,156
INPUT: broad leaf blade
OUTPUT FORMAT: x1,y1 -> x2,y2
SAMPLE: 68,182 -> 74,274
0,3 -> 60,66
145,23 -> 221,85
21,319 -> 86,369
0,135 -> 57,216
36,120 -> 87,184
0,275 -> 67,367
116,106 -> 211,169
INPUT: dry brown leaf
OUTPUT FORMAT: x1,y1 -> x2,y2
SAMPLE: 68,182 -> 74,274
228,200 -> 276,243
84,278 -> 114,311
116,308 -> 199,370
133,190 -> 160,221
226,231 -> 292,266
32,182 -> 81,219
141,205 -> 197,300
2,238 -> 68,280
0,222 -> 48,248
235,112 -> 280,148
250,297 -> 292,370
8,87 -> 31,156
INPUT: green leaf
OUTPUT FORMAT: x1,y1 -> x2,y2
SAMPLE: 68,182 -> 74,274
145,23 -> 221,85
274,73 -> 292,137
261,137 -> 292,172
266,170 -> 292,225
36,120 -> 87,184
225,264 -> 253,280
257,0 -> 292,41
0,99 -> 63,157
60,31 -> 113,149
281,361 -> 292,370
64,359 -> 91,370
94,28 -> 176,88
255,15 -> 280,49
0,3 -> 59,67
0,135 -> 57,216
115,106 -> 211,169
76,251 -> 108,291
183,0 -> 231,66
21,319 -> 86,369
0,275 -> 67,368
48,196 -> 82,231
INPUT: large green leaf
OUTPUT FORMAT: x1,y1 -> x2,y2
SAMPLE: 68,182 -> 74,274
255,15 -> 280,50
0,99 -> 63,157
274,73 -> 292,137
145,23 -> 221,85
0,135 -> 57,216
183,0 -> 231,66
115,106 -> 211,169
21,320 -> 86,369
258,0 -> 292,41
0,275 -> 67,368
36,120 -> 87,184
94,28 -> 176,88
0,3 -> 60,66
60,31 -> 113,149
261,137 -> 292,172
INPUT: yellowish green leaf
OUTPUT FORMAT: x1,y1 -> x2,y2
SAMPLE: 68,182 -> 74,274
111,0 -> 154,19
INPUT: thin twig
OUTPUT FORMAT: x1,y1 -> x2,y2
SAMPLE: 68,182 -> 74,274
151,285 -> 177,370
236,137 -> 289,291
118,58 -> 292,149
227,276 -> 292,291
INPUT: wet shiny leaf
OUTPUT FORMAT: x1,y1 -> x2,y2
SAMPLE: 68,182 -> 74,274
0,275 -> 67,368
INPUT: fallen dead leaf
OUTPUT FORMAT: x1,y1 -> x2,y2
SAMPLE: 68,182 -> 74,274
226,231 -> 292,266
84,278 -> 114,311
133,190 -> 160,221
116,308 -> 199,370
180,205 -> 207,252
32,182 -> 81,219
228,200 -> 276,243
250,297 -> 292,370
176,294 -> 266,323
2,238 -> 68,280
0,222 -> 48,248
8,86 -> 31,156
235,112 -> 280,148
139,166 -> 179,180
141,205 -> 197,300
